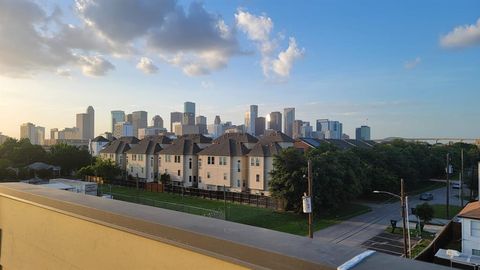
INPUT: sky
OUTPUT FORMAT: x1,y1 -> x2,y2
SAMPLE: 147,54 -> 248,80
0,0 -> 479,140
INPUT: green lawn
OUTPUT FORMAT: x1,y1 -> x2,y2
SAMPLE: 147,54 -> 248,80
99,185 -> 371,236
431,204 -> 464,219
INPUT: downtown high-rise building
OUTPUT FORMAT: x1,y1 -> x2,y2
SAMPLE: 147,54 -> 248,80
283,108 -> 295,137
183,101 -> 196,125
111,110 -> 125,133
76,106 -> 95,140
245,105 -> 258,135
152,115 -> 164,129
132,111 -> 148,138
170,112 -> 183,132
301,122 -> 313,138
20,122 -> 44,145
292,120 -> 303,139
355,125 -> 371,140
214,115 -> 221,125
196,115 -> 207,134
268,111 -> 282,132
113,122 -> 133,138
316,119 -> 343,139
255,117 -> 266,136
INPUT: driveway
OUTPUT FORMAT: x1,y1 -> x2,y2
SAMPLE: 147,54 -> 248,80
314,185 -> 463,248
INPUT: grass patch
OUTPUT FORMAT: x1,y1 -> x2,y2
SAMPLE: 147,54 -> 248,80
99,185 -> 371,236
412,239 -> 432,258
431,204 -> 463,219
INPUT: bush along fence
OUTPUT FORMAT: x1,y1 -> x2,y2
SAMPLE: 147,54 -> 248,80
84,176 -> 282,211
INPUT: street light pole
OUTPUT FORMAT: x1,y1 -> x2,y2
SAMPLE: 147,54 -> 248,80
308,159 -> 313,238
400,179 -> 409,258
446,153 -> 450,219
461,149 -> 464,207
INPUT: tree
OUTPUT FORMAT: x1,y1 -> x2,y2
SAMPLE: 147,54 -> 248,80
415,203 -> 434,233
76,158 -> 121,181
269,148 -> 307,213
48,143 -> 92,176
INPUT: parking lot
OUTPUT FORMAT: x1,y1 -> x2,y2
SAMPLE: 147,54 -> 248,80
362,232 -> 420,256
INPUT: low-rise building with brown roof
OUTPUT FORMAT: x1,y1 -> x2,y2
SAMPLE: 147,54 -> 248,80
458,201 -> 480,256
126,137 -> 164,182
99,137 -> 140,170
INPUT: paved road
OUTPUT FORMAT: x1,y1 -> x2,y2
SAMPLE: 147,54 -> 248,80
314,186 -> 464,248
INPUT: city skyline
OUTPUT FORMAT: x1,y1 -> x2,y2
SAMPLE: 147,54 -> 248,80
1,1 -> 479,139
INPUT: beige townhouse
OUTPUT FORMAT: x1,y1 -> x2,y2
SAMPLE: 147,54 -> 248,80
99,136 -> 140,170
126,136 -> 172,182
197,133 -> 258,192
158,134 -> 211,187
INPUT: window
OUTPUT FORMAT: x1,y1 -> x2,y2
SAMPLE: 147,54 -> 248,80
174,155 -> 181,163
207,156 -> 211,164
150,157 -> 154,167
211,157 -> 215,164
158,157 -> 161,167
255,158 -> 260,166
237,180 -> 240,187
207,172 -> 211,178
189,158 -> 192,169
139,155 -> 143,161
237,160 -> 241,172
166,155 -> 171,162
472,221 -> 480,237
189,176 -> 192,182
256,174 -> 260,182
199,176 -> 202,183
473,249 -> 480,256
198,159 -> 202,168
250,157 -> 254,166
224,173 -> 227,180
177,170 -> 181,176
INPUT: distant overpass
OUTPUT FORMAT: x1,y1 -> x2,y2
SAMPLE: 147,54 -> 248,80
376,137 -> 479,144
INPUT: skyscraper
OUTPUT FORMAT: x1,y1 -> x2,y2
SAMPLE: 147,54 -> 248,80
126,113 -> 133,123
292,120 -> 303,139
316,119 -> 343,139
196,115 -> 207,134
255,117 -> 266,136
214,115 -> 221,125
76,113 -> 89,140
113,122 -> 133,138
283,108 -> 295,137
20,123 -> 44,145
301,122 -> 313,138
152,115 -> 164,129
355,126 -> 371,140
86,106 -> 95,139
111,110 -> 125,133
170,112 -> 183,132
183,101 -> 196,125
132,111 -> 148,138
268,111 -> 282,132
245,105 -> 258,135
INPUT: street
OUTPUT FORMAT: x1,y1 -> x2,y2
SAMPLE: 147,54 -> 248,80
314,185 -> 464,248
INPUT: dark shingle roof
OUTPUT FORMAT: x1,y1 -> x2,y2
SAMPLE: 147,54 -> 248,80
100,140 -> 132,154
159,138 -> 201,155
92,136 -> 109,142
213,133 -> 258,144
248,142 -> 283,157
126,139 -> 162,155
144,135 -> 173,145
198,139 -> 250,156
258,131 -> 294,144
118,136 -> 140,144
178,134 -> 213,144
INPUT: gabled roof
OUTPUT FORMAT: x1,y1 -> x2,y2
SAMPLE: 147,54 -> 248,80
198,139 -> 250,156
126,139 -> 162,155
159,138 -> 201,155
248,142 -> 283,157
178,134 -> 213,144
213,133 -> 258,144
258,131 -> 294,144
92,136 -> 109,143
458,201 -> 480,220
99,140 -> 132,154
144,135 -> 173,145
118,136 -> 140,144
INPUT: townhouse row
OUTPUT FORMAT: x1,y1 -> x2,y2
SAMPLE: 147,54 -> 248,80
98,132 -> 294,195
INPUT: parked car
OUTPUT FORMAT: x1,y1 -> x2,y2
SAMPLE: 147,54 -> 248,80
420,193 -> 434,201
451,182 -> 460,189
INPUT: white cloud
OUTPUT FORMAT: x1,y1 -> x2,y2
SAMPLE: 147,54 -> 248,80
78,56 -> 115,76
136,57 -> 158,74
440,18 -> 480,48
404,57 -> 421,69
272,38 -> 304,77
235,10 -> 303,79
56,68 -> 72,78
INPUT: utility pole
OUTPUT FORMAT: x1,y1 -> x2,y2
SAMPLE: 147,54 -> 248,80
400,178 -> 409,258
446,153 -> 450,220
308,159 -> 313,238
461,149 -> 464,207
